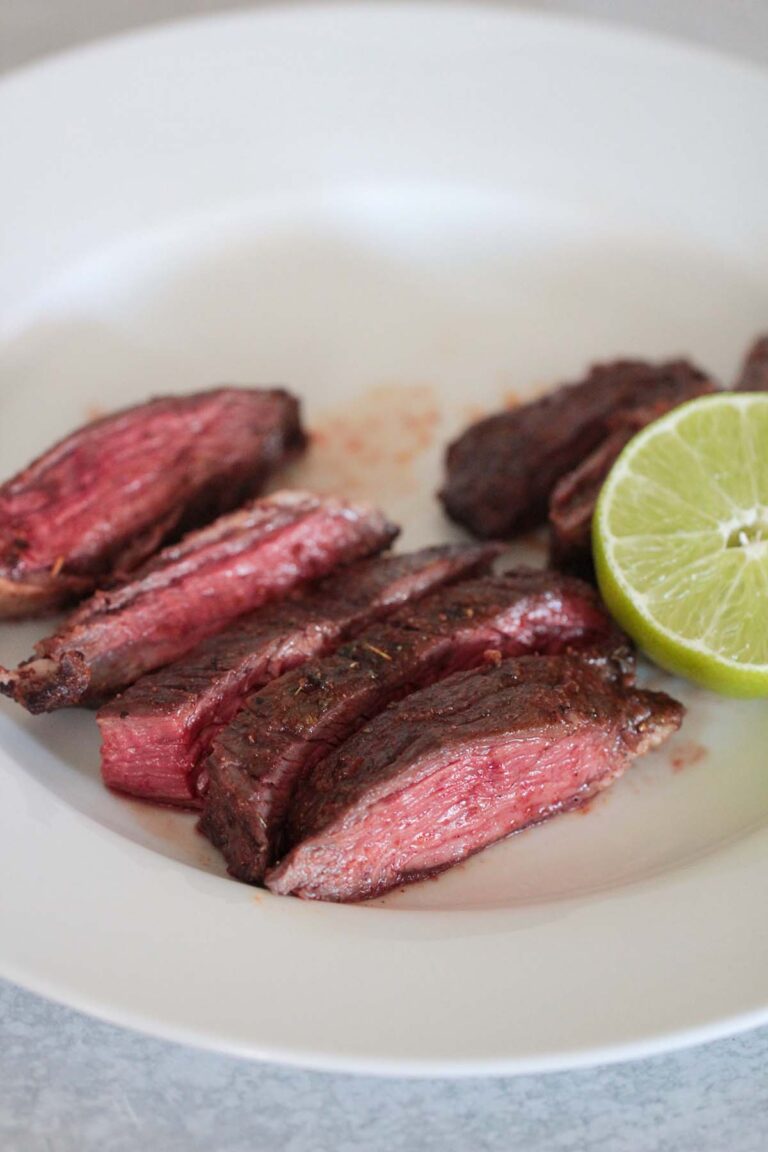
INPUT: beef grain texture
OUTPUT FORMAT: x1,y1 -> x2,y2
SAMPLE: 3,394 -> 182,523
201,568 -> 632,885
0,387 -> 305,619
0,491 -> 396,713
266,656 -> 683,902
98,543 -> 497,807
440,359 -> 716,539
548,426 -> 637,579
734,335 -> 768,392
548,364 -> 713,577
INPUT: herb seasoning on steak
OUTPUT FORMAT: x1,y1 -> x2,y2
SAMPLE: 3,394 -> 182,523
201,569 -> 632,884
0,387 -> 305,619
440,359 -> 716,539
0,491 -> 397,713
266,655 -> 683,902
98,544 -> 497,806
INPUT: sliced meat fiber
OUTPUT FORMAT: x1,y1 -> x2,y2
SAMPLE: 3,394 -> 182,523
549,375 -> 723,578
0,491 -> 397,713
201,568 -> 632,885
98,543 -> 498,807
440,358 -> 717,539
548,426 -> 637,579
0,387 -> 305,619
266,656 -> 683,902
734,335 -> 768,392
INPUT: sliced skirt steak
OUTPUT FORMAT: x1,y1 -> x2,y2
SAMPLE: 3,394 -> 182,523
0,387 -> 305,618
548,375 -> 720,577
98,543 -> 497,807
440,359 -> 716,539
0,491 -> 396,712
267,655 -> 683,902
201,568 -> 632,884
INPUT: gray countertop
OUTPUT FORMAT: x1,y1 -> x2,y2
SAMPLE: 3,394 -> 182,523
3,979 -> 768,1152
1,3 -> 767,1149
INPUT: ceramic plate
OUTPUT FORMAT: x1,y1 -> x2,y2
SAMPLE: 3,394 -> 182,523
1,5 -> 768,1075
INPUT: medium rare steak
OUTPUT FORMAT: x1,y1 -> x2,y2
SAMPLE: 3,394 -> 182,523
0,491 -> 396,713
0,388 -> 305,618
735,335 -> 768,391
550,331 -> 768,574
201,569 -> 632,884
266,656 -> 683,902
440,359 -> 716,539
548,375 -> 712,576
98,544 -> 497,807
549,426 -> 637,578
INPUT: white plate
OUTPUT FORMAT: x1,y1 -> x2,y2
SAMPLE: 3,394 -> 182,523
1,4 -> 768,1077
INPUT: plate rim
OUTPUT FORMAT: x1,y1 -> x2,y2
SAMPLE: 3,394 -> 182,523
2,0 -> 768,93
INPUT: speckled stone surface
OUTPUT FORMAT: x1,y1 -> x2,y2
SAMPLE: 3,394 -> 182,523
2,981 -> 768,1152
2,2 -> 768,1149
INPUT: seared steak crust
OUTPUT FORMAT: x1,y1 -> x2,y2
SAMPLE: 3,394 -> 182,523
267,655 -> 683,902
97,544 -> 497,806
441,359 -> 716,539
201,568 -> 631,884
548,372 -> 720,577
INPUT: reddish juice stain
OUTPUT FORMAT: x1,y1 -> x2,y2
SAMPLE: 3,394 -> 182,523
670,741 -> 707,773
285,383 -> 440,502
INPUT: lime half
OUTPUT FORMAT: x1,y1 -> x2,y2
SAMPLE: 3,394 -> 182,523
594,392 -> 768,696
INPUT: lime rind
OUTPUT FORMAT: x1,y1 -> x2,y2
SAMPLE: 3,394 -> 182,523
594,392 -> 768,697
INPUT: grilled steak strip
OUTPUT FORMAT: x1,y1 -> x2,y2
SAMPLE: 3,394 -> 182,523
734,335 -> 768,392
201,569 -> 632,884
267,656 -> 683,902
0,491 -> 397,713
549,426 -> 637,578
440,359 -> 716,539
98,544 -> 497,807
548,368 -> 713,577
0,388 -> 305,619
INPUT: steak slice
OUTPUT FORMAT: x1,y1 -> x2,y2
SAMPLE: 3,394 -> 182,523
440,359 -> 716,539
549,426 -> 637,578
734,335 -> 768,392
548,369 -> 713,577
201,569 -> 632,884
98,543 -> 497,807
0,387 -> 305,619
266,656 -> 683,902
0,491 -> 397,713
